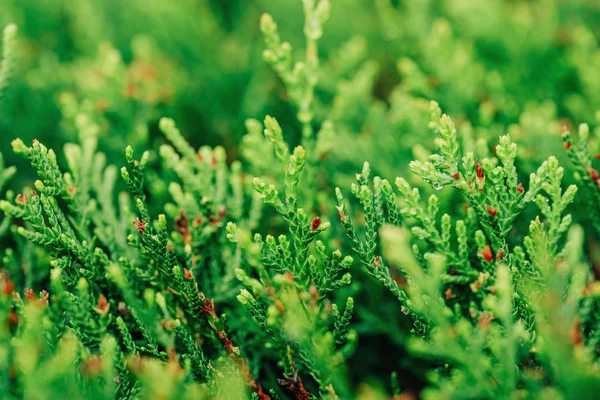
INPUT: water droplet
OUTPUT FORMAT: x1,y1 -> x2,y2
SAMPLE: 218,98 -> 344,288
432,181 -> 444,191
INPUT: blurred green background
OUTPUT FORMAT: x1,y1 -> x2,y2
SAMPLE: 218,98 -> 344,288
0,0 -> 599,189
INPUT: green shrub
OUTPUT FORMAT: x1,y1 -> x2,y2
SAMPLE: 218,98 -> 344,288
1,1 -> 600,399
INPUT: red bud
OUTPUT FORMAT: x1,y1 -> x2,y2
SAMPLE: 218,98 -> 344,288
496,250 -> 505,261
2,275 -> 14,296
24,288 -> 36,302
311,216 -> 321,231
479,245 -> 493,263
476,160 -> 484,179
133,220 -> 147,236
97,294 -> 109,316
373,256 -> 381,267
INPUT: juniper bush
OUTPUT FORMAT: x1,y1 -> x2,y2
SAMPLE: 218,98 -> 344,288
1,1 -> 600,399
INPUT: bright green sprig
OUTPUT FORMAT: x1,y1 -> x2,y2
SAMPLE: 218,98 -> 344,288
0,24 -> 17,99
380,225 -> 527,399
261,1 -> 329,137
11,139 -> 69,199
232,115 -> 354,398
331,297 -> 355,348
335,167 -> 429,335
410,103 -> 572,261
121,145 -> 149,198
562,123 -> 600,236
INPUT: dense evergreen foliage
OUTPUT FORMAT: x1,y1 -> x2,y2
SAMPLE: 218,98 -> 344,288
1,1 -> 600,399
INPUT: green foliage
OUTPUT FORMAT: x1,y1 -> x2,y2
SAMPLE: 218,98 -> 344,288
0,24 -> 17,100
1,1 -> 600,399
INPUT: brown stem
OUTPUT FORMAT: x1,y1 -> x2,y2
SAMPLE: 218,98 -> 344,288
200,295 -> 271,400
